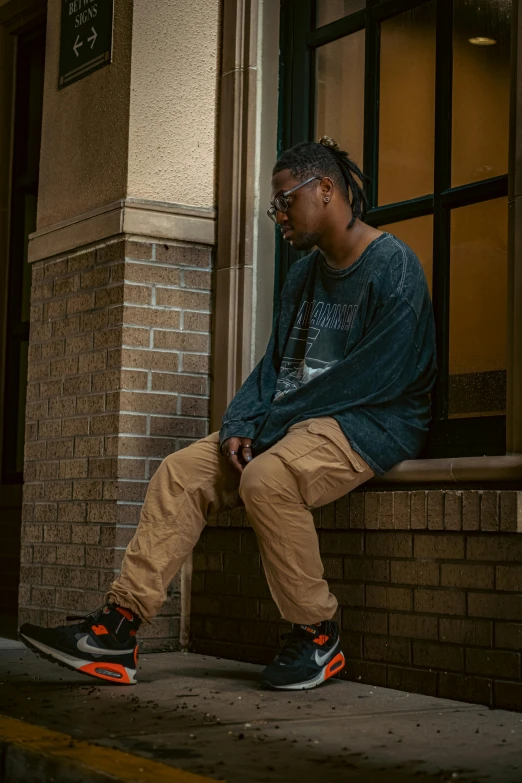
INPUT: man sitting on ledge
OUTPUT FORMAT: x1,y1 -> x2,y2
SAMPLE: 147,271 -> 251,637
21,136 -> 436,690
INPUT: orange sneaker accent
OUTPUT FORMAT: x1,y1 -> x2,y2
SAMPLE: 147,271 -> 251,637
133,645 -> 139,668
129,629 -> 137,637
324,652 -> 345,680
78,662 -> 133,685
116,607 -> 134,622
313,634 -> 329,646
91,625 -> 109,636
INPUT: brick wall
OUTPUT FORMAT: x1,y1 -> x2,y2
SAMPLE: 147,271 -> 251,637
191,489 -> 522,711
20,236 -> 212,650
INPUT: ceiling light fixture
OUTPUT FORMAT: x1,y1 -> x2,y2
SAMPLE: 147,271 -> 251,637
469,36 -> 497,45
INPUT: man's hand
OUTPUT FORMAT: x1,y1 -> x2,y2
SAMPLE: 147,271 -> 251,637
221,437 -> 254,474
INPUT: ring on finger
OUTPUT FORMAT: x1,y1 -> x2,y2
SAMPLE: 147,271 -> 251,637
227,450 -> 237,456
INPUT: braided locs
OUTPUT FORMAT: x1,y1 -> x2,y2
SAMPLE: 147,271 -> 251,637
272,139 -> 370,229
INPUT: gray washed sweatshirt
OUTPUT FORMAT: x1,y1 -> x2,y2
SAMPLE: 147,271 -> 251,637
219,233 -> 437,475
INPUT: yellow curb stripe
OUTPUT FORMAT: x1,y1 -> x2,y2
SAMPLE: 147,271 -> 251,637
0,714 -> 223,783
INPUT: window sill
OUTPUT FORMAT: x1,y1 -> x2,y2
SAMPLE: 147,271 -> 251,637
376,454 -> 522,485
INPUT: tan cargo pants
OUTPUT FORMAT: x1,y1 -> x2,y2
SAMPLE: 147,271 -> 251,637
106,417 -> 374,625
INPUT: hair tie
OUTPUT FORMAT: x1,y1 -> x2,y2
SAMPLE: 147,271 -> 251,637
319,135 -> 340,152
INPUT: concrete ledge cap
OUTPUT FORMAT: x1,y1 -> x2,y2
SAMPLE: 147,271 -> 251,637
378,454 -> 522,484
28,199 -> 217,262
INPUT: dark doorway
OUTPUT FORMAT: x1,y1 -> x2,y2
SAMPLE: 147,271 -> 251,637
0,24 -> 46,635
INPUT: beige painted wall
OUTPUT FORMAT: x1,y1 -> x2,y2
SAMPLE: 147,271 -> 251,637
36,0 -> 133,229
127,0 -> 221,210
36,0 -> 221,229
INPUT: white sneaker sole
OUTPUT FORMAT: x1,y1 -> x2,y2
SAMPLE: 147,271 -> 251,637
20,633 -> 137,685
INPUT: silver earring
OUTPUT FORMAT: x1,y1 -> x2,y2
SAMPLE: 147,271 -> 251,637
324,197 -> 330,203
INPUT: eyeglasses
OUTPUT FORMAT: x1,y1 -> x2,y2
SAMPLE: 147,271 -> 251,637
267,176 -> 320,223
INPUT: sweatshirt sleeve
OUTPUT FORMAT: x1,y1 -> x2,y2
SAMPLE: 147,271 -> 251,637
218,303 -> 281,447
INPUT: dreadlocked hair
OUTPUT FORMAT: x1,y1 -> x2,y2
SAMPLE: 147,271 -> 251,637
272,138 -> 370,229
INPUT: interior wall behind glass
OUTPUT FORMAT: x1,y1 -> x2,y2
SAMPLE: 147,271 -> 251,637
315,31 -> 365,171
316,0 -> 365,28
452,0 -> 511,187
449,197 -> 508,417
378,2 -> 436,205
381,215 -> 433,293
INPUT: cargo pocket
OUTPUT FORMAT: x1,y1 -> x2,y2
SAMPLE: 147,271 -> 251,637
305,419 -> 367,473
266,420 -> 325,465
268,418 -> 372,509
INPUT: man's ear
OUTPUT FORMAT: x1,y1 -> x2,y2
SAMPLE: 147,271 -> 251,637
320,176 -> 334,200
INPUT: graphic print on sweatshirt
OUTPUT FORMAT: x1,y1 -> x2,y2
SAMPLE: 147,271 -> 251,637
274,298 -> 358,400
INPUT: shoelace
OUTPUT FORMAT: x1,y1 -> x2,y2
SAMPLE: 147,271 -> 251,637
277,621 -> 335,664
277,631 -> 311,664
65,605 -> 104,631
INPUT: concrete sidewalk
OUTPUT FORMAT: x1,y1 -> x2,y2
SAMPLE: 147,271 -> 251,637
1,638 -> 521,782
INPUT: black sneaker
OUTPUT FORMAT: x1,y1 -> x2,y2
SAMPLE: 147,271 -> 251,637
260,620 -> 345,690
20,604 -> 141,685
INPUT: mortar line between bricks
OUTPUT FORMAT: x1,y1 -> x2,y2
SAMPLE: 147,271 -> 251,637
117,370 -> 209,377
125,281 -> 212,295
121,349 -> 210,356
140,307 -> 213,315
122,330 -> 211,337
125,260 -> 212,272
115,414 -> 209,421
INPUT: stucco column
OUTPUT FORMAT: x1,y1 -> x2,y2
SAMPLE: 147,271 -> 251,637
20,0 -> 220,650
210,0 -> 279,431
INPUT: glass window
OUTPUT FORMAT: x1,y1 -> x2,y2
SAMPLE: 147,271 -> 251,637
378,2 -> 436,205
315,31 -> 365,171
316,0 -> 365,28
452,0 -> 511,187
449,198 -> 508,417
381,216 -> 433,293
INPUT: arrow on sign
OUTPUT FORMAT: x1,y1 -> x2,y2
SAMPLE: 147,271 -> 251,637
73,35 -> 83,57
88,27 -> 97,49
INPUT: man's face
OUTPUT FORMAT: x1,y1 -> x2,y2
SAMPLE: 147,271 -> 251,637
270,169 -> 323,251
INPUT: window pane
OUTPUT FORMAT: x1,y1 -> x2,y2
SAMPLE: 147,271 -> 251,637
381,216 -> 433,293
452,0 -> 511,187
378,2 -> 436,205
315,32 -> 365,171
316,0 -> 365,28
449,198 -> 507,417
